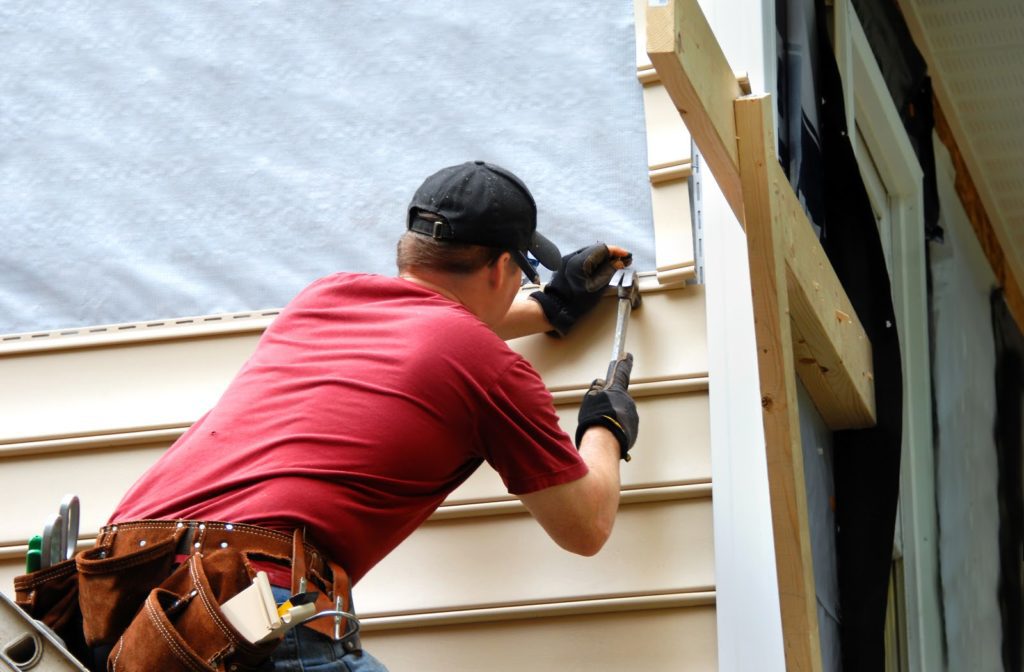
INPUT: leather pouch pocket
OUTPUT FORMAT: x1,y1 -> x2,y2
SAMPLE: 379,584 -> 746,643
108,551 -> 278,672
14,558 -> 79,626
13,559 -> 88,660
77,535 -> 180,646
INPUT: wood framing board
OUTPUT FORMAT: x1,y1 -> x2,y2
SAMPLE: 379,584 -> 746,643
778,168 -> 875,429
735,93 -> 822,672
645,0 -> 875,431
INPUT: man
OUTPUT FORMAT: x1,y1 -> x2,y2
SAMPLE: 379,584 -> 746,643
104,161 -> 639,671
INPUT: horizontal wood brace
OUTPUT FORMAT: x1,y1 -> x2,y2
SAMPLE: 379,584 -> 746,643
360,589 -> 717,631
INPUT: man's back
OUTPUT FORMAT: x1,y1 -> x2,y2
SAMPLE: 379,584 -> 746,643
111,272 -> 583,583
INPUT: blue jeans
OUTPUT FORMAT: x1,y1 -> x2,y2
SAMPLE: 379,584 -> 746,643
265,586 -> 389,672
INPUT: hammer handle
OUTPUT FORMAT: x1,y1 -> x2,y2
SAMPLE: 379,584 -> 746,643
605,298 -> 632,384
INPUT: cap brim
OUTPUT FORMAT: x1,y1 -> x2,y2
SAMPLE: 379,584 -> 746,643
513,252 -> 541,285
529,231 -> 562,273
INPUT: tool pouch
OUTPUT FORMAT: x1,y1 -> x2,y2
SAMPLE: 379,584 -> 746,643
76,532 -> 182,646
108,550 -> 278,672
13,558 -> 89,662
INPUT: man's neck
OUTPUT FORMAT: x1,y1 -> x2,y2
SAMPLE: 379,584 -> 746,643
398,272 -> 467,308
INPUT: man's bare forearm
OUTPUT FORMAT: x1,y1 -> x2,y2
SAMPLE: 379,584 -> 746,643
518,426 -> 621,556
495,295 -> 552,340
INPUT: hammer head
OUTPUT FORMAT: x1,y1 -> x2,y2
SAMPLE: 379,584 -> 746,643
610,268 -> 642,309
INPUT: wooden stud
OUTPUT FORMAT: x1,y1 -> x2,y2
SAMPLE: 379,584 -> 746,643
736,71 -> 752,96
735,93 -> 823,672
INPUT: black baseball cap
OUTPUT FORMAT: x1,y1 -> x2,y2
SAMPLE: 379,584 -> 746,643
407,161 -> 562,283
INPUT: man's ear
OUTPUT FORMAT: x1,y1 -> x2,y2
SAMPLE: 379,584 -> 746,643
488,252 -> 513,288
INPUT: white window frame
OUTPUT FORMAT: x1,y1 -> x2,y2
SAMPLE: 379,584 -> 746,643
832,2 -> 940,670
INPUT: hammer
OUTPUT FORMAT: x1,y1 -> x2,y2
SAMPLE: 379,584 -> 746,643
605,268 -> 642,382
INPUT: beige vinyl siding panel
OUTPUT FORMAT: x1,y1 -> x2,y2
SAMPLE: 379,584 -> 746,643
364,605 -> 718,672
356,499 -> 714,616
0,386 -> 710,549
0,329 -> 265,444
434,387 -> 711,504
351,278 -> 713,666
0,281 -> 704,447
0,287 -> 714,671
1,8 -> 712,668
503,282 -> 706,389
643,82 -> 693,170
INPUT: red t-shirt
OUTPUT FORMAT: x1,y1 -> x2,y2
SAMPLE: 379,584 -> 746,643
111,273 -> 586,583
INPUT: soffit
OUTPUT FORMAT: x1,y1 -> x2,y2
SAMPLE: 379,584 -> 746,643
897,0 -> 1024,277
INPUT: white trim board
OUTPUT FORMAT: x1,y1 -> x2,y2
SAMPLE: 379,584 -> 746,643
832,2 -> 939,670
699,0 -> 787,668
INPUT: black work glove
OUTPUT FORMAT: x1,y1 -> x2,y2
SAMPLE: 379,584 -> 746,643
575,354 -> 639,461
530,243 -> 626,336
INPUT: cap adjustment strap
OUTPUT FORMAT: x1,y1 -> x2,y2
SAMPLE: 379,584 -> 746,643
409,215 -> 455,241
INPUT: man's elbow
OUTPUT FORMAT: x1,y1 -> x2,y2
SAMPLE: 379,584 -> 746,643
559,519 -> 614,557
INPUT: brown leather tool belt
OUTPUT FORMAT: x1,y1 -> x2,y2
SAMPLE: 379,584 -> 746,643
91,519 -> 361,652
96,520 -> 328,588
16,518 -> 362,671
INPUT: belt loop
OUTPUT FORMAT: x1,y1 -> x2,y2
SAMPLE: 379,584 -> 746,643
194,520 -> 207,552
291,528 -> 309,596
174,521 -> 198,556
